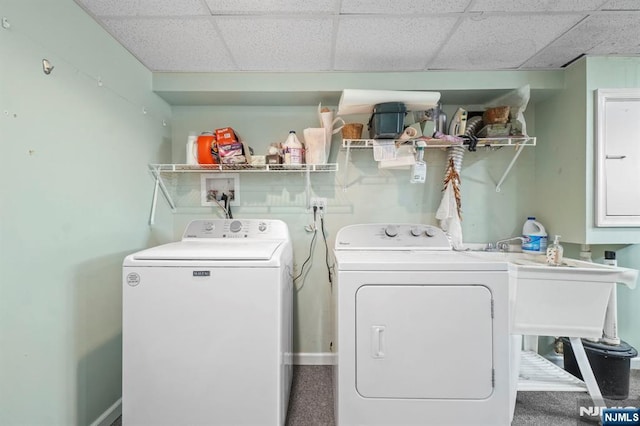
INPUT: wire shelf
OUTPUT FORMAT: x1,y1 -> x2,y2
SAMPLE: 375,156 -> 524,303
147,163 -> 338,224
150,163 -> 338,173
518,350 -> 587,392
342,136 -> 536,149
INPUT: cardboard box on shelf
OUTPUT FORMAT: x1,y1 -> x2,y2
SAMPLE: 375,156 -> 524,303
215,127 -> 238,145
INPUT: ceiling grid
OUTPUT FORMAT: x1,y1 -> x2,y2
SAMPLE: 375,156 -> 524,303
74,0 -> 640,72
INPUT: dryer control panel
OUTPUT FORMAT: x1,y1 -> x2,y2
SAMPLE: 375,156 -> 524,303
182,219 -> 289,240
335,223 -> 451,250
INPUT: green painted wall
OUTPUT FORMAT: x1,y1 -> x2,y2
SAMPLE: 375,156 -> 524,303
535,59 -> 588,243
0,0 -> 172,424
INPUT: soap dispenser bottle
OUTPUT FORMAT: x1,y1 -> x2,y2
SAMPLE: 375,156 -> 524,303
546,235 -> 564,266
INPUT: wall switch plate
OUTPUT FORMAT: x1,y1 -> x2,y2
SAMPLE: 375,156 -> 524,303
200,173 -> 240,207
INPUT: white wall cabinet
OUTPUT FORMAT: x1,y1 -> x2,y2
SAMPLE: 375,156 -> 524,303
595,88 -> 640,226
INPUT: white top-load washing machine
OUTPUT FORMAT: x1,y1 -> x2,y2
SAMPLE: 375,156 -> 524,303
122,219 -> 293,426
333,223 -> 512,426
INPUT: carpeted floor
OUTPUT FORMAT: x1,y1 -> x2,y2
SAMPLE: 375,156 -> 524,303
113,366 -> 640,425
286,366 -> 640,426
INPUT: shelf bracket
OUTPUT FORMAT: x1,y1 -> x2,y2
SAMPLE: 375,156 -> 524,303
149,177 -> 159,226
495,143 -> 525,193
342,140 -> 352,192
148,165 -> 177,225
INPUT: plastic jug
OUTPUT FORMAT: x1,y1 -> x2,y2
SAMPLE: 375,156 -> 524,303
196,132 -> 217,165
186,132 -> 198,165
522,217 -> 547,253
283,131 -> 304,165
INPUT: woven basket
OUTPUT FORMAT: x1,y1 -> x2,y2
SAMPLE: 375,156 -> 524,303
342,123 -> 363,139
483,106 -> 510,124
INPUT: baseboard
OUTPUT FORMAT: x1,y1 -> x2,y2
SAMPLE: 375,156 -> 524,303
631,356 -> 640,370
90,398 -> 121,426
293,352 -> 337,365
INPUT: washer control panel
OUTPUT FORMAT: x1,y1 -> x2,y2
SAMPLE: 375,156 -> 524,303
335,223 -> 451,250
182,219 -> 288,240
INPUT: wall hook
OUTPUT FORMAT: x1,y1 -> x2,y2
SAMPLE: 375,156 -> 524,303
42,59 -> 54,75
2,17 -> 10,29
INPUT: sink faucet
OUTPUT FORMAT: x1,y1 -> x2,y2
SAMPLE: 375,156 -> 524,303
495,236 -> 526,252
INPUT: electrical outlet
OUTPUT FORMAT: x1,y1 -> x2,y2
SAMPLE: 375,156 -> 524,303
310,197 -> 327,212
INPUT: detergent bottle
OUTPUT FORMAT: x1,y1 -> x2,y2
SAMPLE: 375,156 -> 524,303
283,131 -> 304,165
522,217 -> 547,253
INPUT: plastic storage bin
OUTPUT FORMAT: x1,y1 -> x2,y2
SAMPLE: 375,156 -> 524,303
368,102 -> 407,139
561,337 -> 637,400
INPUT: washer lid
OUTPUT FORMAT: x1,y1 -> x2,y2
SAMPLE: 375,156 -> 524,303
131,240 -> 284,261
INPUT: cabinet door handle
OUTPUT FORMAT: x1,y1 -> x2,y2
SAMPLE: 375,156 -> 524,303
606,155 -> 627,159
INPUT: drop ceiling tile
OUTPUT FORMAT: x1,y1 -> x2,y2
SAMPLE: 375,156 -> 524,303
470,0 -> 607,12
216,17 -> 333,71
340,0 -> 471,14
523,13 -> 640,68
602,0 -> 640,9
334,16 -> 457,70
101,18 -> 236,71
429,14 -> 585,69
76,0 -> 210,16
136,0 -> 211,16
204,0 -> 339,14
75,0 -> 140,16
585,14 -> 640,54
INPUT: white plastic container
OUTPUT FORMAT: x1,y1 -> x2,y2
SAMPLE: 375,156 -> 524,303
522,217 -> 547,253
186,132 -> 198,165
284,131 -> 304,165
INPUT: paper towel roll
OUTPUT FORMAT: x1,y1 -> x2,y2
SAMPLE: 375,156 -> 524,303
399,126 -> 421,140
338,89 -> 441,115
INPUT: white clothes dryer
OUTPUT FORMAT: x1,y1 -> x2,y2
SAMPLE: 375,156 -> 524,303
122,219 -> 293,425
333,223 -> 512,426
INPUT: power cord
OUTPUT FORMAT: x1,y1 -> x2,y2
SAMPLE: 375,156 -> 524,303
296,204 -> 334,287
211,195 -> 230,219
221,193 -> 233,219
293,224 -> 317,283
319,207 -> 334,286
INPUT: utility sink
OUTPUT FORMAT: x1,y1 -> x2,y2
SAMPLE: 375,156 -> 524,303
462,250 -> 638,338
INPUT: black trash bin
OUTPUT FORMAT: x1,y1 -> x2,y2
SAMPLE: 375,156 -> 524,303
561,337 -> 638,400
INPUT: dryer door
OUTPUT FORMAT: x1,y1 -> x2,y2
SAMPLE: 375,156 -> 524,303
355,284 -> 493,399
